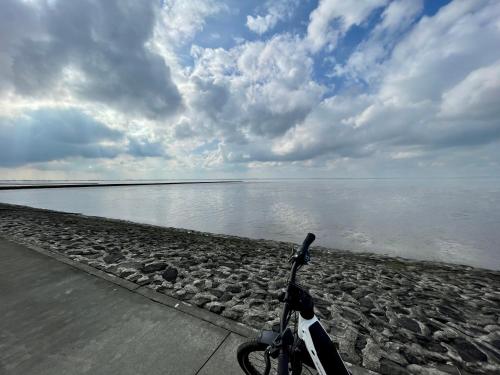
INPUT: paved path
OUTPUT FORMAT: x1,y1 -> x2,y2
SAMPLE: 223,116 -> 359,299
0,239 -> 245,375
0,238 -> 375,375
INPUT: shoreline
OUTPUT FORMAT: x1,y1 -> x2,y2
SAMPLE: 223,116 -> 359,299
1,202 -> 499,374
0,202 -> 494,273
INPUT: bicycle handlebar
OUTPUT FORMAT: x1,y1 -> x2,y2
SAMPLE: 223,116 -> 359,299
300,232 -> 315,254
295,232 -> 315,265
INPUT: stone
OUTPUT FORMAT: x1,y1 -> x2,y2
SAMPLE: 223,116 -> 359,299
142,261 -> 167,273
379,359 -> 407,375
126,273 -> 141,282
341,306 -> 363,323
492,339 -> 500,350
206,301 -> 225,314
204,280 -> 213,289
434,364 -> 461,374
437,306 -> 464,322
136,276 -> 150,286
221,309 -> 242,321
210,289 -> 224,298
219,292 -> 233,302
398,317 -> 422,334
269,279 -> 286,290
116,261 -> 142,269
340,281 -> 357,292
119,269 -> 135,278
192,292 -> 217,307
362,338 -> 382,371
103,253 -> 125,264
225,284 -> 242,294
184,285 -> 200,294
66,249 -> 97,256
248,299 -> 265,308
175,290 -> 188,299
359,297 -> 374,309
451,338 -> 487,362
162,267 -> 178,282
406,364 -> 450,374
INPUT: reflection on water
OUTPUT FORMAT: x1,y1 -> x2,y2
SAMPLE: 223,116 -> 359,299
0,179 -> 499,270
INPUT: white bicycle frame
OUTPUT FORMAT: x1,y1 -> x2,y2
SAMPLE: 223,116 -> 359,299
298,314 -> 349,375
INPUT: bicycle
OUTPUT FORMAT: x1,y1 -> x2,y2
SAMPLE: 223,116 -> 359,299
237,233 -> 351,375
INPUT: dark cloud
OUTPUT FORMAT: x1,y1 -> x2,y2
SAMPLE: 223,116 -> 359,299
174,120 -> 198,139
245,104 -> 313,137
189,76 -> 229,121
127,137 -> 168,158
5,0 -> 182,118
0,108 -> 123,167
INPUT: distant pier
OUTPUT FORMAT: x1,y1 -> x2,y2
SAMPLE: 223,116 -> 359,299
0,180 -> 242,190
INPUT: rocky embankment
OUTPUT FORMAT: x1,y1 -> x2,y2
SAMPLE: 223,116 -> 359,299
1,203 -> 499,374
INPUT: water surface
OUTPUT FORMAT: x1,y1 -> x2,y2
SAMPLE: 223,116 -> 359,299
1,179 -> 499,270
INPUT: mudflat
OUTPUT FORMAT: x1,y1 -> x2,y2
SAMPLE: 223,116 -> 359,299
1,203 -> 499,374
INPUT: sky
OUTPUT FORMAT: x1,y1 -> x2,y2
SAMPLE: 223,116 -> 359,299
0,0 -> 499,180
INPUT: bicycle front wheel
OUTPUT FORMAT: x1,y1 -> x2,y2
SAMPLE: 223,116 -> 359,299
237,340 -> 308,375
237,340 -> 274,375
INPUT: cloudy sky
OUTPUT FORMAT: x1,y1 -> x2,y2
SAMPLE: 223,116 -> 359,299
1,0 -> 499,179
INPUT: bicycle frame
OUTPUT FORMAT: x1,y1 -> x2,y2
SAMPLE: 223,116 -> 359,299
254,233 -> 350,375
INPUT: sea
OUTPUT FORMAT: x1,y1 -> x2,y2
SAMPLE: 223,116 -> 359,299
1,178 -> 499,270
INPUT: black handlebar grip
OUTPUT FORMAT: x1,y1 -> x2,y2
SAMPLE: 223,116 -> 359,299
277,349 -> 289,375
302,233 -> 316,249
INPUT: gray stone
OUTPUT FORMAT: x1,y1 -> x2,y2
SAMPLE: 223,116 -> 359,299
210,289 -> 224,298
451,338 -> 487,362
136,276 -> 150,286
379,359 -> 408,375
66,249 -> 97,256
225,284 -> 242,294
119,269 -> 135,278
162,267 -> 178,282
192,292 -> 217,307
206,302 -> 225,314
340,281 -> 358,292
406,364 -> 450,374
142,261 -> 167,273
221,309 -> 242,321
126,273 -> 141,282
103,253 -> 125,264
116,261 -> 143,269
398,317 -> 421,334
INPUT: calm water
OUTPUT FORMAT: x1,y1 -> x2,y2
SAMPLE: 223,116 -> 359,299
1,179 -> 499,270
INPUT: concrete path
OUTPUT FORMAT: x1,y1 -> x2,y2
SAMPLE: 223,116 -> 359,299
0,239 -> 246,375
0,238 -> 375,375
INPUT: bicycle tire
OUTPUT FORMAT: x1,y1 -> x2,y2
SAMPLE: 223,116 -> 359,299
237,340 -> 272,375
237,340 -> 309,375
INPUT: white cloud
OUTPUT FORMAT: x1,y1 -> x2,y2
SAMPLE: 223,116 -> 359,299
333,0 -> 423,84
271,0 -> 500,164
379,0 -> 423,32
157,0 -> 227,46
380,0 -> 500,102
2,0 -> 500,178
246,0 -> 299,35
186,34 -> 325,141
306,0 -> 388,52
439,59 -> 500,120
